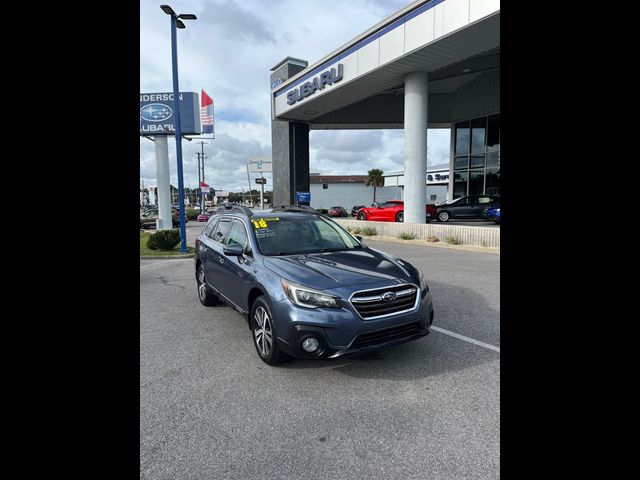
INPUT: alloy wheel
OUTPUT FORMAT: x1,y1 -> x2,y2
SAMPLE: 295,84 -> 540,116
197,266 -> 207,301
253,306 -> 273,357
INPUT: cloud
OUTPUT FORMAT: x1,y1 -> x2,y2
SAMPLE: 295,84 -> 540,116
199,0 -> 276,44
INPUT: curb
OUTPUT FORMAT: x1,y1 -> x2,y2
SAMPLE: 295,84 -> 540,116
361,235 -> 500,254
140,255 -> 194,260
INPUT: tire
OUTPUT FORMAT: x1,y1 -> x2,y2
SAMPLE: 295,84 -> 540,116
251,296 -> 287,365
196,264 -> 218,306
357,211 -> 367,220
437,211 -> 450,222
395,211 -> 404,223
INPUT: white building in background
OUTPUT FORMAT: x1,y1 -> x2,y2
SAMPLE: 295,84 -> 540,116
310,175 -> 402,211
384,163 -> 450,205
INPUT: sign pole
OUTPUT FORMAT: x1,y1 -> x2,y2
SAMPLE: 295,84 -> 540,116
260,173 -> 264,208
246,163 -> 253,207
154,136 -> 173,230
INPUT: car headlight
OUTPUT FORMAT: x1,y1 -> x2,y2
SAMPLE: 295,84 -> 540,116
281,279 -> 341,309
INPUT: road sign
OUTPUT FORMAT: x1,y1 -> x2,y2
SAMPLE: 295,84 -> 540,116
140,92 -> 201,136
255,178 -> 267,185
248,157 -> 273,173
296,191 -> 311,203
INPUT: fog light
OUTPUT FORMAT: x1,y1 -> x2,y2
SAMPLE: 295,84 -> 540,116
302,337 -> 320,353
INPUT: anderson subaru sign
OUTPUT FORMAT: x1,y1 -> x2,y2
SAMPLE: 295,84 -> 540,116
140,92 -> 201,136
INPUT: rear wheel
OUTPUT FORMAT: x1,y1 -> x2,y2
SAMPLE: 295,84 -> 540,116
196,264 -> 218,306
437,211 -> 450,222
395,211 -> 404,222
357,211 -> 366,220
251,296 -> 286,365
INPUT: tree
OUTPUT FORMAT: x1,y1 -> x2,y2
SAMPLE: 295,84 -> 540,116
365,168 -> 385,203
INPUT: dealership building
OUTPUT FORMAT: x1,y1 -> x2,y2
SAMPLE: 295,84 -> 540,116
270,0 -> 499,223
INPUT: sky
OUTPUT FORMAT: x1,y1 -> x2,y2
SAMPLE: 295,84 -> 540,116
140,0 -> 451,192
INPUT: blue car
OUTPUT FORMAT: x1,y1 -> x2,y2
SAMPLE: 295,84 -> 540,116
485,207 -> 500,224
194,205 -> 434,365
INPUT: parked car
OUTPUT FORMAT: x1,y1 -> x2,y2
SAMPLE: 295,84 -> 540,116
194,205 -> 434,365
484,207 -> 500,224
356,200 -> 435,223
327,206 -> 348,217
197,212 -> 212,222
351,205 -> 365,216
434,195 -> 500,222
140,208 -> 185,228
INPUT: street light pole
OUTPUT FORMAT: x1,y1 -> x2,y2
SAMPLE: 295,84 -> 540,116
161,4 -> 197,253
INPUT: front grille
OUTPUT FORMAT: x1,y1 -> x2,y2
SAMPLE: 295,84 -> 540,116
352,322 -> 421,348
350,284 -> 418,319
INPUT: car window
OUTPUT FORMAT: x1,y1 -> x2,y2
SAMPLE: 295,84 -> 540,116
212,219 -> 232,243
252,216 -> 361,256
226,220 -> 248,248
204,218 -> 219,237
478,196 -> 492,204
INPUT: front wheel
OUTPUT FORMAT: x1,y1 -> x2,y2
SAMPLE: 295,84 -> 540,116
357,212 -> 366,220
196,264 -> 218,306
395,211 -> 404,223
251,296 -> 287,365
437,211 -> 450,222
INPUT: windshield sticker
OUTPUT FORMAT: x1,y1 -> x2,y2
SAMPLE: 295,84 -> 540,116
251,218 -> 279,229
255,228 -> 276,238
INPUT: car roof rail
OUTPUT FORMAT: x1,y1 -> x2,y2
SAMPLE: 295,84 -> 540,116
215,204 -> 254,217
271,205 -> 320,214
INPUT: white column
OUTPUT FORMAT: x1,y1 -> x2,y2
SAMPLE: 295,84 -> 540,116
404,72 -> 428,224
154,136 -> 173,230
448,123 -> 455,201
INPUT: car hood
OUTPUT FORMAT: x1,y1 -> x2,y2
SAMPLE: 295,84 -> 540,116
262,247 -> 416,290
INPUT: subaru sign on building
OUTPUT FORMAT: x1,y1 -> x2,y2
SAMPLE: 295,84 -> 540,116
140,92 -> 201,136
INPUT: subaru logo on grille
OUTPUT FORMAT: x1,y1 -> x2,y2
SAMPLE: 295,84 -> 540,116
382,292 -> 396,302
140,103 -> 172,122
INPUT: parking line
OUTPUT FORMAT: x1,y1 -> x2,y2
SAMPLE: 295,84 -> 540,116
431,326 -> 500,353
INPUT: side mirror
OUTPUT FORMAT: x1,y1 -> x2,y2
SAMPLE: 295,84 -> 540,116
356,235 -> 363,242
223,244 -> 244,257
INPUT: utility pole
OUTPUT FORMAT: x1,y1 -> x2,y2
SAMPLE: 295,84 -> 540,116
246,163 -> 253,207
197,141 -> 207,211
197,152 -> 201,210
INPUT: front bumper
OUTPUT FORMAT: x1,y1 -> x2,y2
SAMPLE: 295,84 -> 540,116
272,288 -> 434,359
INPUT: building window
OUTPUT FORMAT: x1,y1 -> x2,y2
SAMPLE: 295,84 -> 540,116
453,113 -> 500,197
322,183 -> 328,189
453,171 -> 467,198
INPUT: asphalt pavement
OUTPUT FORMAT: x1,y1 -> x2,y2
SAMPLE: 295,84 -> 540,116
140,241 -> 499,479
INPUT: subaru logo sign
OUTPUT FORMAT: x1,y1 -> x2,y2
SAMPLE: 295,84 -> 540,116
271,78 -> 283,89
382,292 -> 397,302
140,103 -> 173,122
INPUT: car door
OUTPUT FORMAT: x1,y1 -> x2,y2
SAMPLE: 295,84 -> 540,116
202,218 -> 232,293
474,196 -> 493,217
453,197 -> 476,217
217,219 -> 254,310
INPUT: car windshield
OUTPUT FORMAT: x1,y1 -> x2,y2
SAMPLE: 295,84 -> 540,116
441,197 -> 463,205
251,216 -> 361,256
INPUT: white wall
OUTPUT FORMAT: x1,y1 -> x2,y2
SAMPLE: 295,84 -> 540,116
310,183 -> 403,211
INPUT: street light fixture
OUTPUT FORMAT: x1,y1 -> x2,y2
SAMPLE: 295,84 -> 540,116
160,4 -> 197,253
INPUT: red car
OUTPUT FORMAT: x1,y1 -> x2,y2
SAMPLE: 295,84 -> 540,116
327,206 -> 348,217
197,212 -> 212,222
356,200 -> 436,223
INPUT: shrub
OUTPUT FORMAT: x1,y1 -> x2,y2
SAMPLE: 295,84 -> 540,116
426,235 -> 439,242
348,227 -> 362,235
360,227 -> 377,236
444,236 -> 461,245
399,232 -> 416,240
147,229 -> 181,250
185,208 -> 199,220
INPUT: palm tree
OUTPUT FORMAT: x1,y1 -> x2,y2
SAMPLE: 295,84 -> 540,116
365,168 -> 385,203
